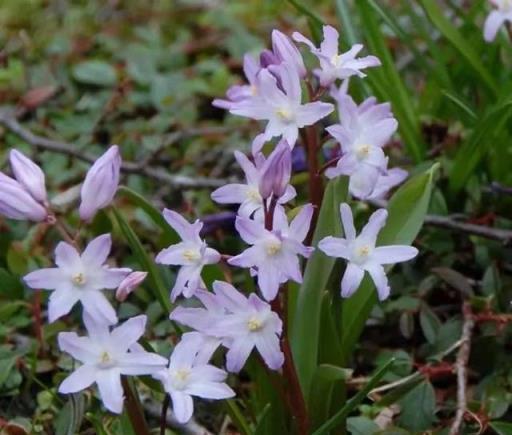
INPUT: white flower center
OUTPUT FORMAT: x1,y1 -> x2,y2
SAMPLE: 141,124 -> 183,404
182,248 -> 201,263
355,144 -> 371,160
97,351 -> 116,368
331,54 -> 343,67
353,244 -> 372,264
72,272 -> 86,286
276,107 -> 294,123
247,316 -> 264,332
250,85 -> 258,96
246,187 -> 262,203
170,368 -> 191,390
265,240 -> 282,256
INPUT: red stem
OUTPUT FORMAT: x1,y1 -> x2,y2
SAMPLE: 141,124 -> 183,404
121,377 -> 151,435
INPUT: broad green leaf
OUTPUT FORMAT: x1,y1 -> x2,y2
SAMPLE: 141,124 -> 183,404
117,186 -> 179,246
340,163 -> 439,364
72,60 -> 117,87
312,358 -> 395,435
490,421 -> 512,435
356,0 -> 425,162
55,394 -> 86,435
309,363 -> 352,429
419,0 -> 498,95
449,94 -> 512,191
398,381 -> 437,431
347,417 -> 379,435
291,177 -> 349,399
111,209 -> 171,313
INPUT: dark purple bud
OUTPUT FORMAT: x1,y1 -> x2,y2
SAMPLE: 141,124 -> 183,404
259,140 -> 292,199
260,49 -> 280,68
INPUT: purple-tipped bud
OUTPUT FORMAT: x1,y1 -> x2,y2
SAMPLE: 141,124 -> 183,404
0,173 -> 48,221
9,149 -> 47,203
115,271 -> 147,302
79,145 -> 121,222
259,140 -> 292,200
260,49 -> 280,68
271,30 -> 306,78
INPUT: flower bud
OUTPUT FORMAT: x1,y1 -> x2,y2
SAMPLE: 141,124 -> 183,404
79,145 -> 121,222
0,173 -> 48,221
260,49 -> 280,68
259,140 -> 292,200
9,149 -> 47,203
271,30 -> 306,78
115,271 -> 147,302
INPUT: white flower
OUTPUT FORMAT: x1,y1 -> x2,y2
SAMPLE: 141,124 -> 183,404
319,203 -> 418,300
58,314 -> 167,414
484,0 -> 512,42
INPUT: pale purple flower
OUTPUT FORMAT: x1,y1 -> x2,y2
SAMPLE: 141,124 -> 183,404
228,62 -> 333,153
259,139 -> 292,199
58,314 -> 167,414
171,281 -> 284,372
9,149 -> 47,203
318,203 -> 418,301
0,173 -> 48,221
325,95 -> 398,199
153,332 -> 235,424
23,234 -> 130,324
484,0 -> 512,42
367,168 -> 408,200
268,29 -> 307,78
115,271 -> 148,302
293,25 -> 381,87
211,145 -> 296,218
79,145 -> 121,222
228,204 -> 314,301
155,210 -> 221,301
212,54 -> 261,109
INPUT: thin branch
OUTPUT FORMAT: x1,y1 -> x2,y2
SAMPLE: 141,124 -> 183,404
0,109 -> 228,189
450,302 -> 474,435
370,199 -> 512,244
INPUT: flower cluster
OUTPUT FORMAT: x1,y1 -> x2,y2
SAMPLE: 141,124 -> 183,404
10,24 -> 420,427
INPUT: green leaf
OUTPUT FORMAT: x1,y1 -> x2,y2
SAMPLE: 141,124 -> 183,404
340,164 -> 439,364
225,399 -> 252,435
117,186 -> 179,246
312,358 -> 395,435
419,0 -> 498,95
55,394 -> 86,435
111,208 -> 171,313
347,416 -> 380,435
490,421 -> 512,435
286,0 -> 324,43
72,60 -> 117,87
291,177 -> 348,400
398,381 -> 437,431
449,94 -> 512,191
356,0 -> 425,162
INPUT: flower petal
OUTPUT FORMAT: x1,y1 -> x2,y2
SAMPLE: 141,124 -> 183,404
365,263 -> 390,301
341,263 -> 364,298
48,288 -> 80,322
81,291 -> 118,325
226,338 -> 254,373
58,332 -> 98,363
81,234 -> 111,267
372,245 -> 418,265
170,391 -> 194,424
318,236 -> 350,260
96,368 -> 124,414
58,364 -> 97,394
339,203 -> 356,240
23,268 -> 64,290
359,208 -> 388,245
110,315 -> 147,353
255,333 -> 284,370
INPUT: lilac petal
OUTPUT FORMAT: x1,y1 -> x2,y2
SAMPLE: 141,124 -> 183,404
170,267 -> 190,301
58,364 -> 97,394
243,53 -> 260,83
289,204 -> 314,242
96,369 -> 124,414
326,153 -> 359,179
367,168 -> 408,200
255,333 -> 284,370
296,102 -> 334,127
10,149 -> 47,202
484,10 -> 506,42
204,247 -> 221,264
180,332 -> 221,365
360,208 -> 388,245
257,264 -> 281,301
82,311 -> 110,340
341,263 -> 365,298
234,151 -> 260,185
372,246 -> 418,265
213,281 -> 249,312
292,31 -> 317,51
282,125 -> 300,148
170,334 -> 202,367
169,306 -> 213,332
226,338 -> 254,372
271,29 -> 307,78
118,352 -> 168,375
230,99 -> 272,120
23,268 -> 63,290
48,288 -> 80,322
365,263 -> 390,301
318,236 -> 350,260
110,315 -> 147,353
54,242 -> 81,271
162,209 -> 201,241
339,203 -> 356,240
58,332 -> 97,363
81,234 -> 111,267
181,266 -> 202,298
170,391 -> 194,424
211,184 -> 250,205
281,253 -> 303,283
271,62 -> 301,104
349,166 -> 381,199
81,291 -> 118,325
361,119 -> 398,148
186,381 -> 235,400
320,25 -> 340,58
155,243 -> 188,265
234,216 -> 267,244
95,268 -> 131,289
326,124 -> 351,147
